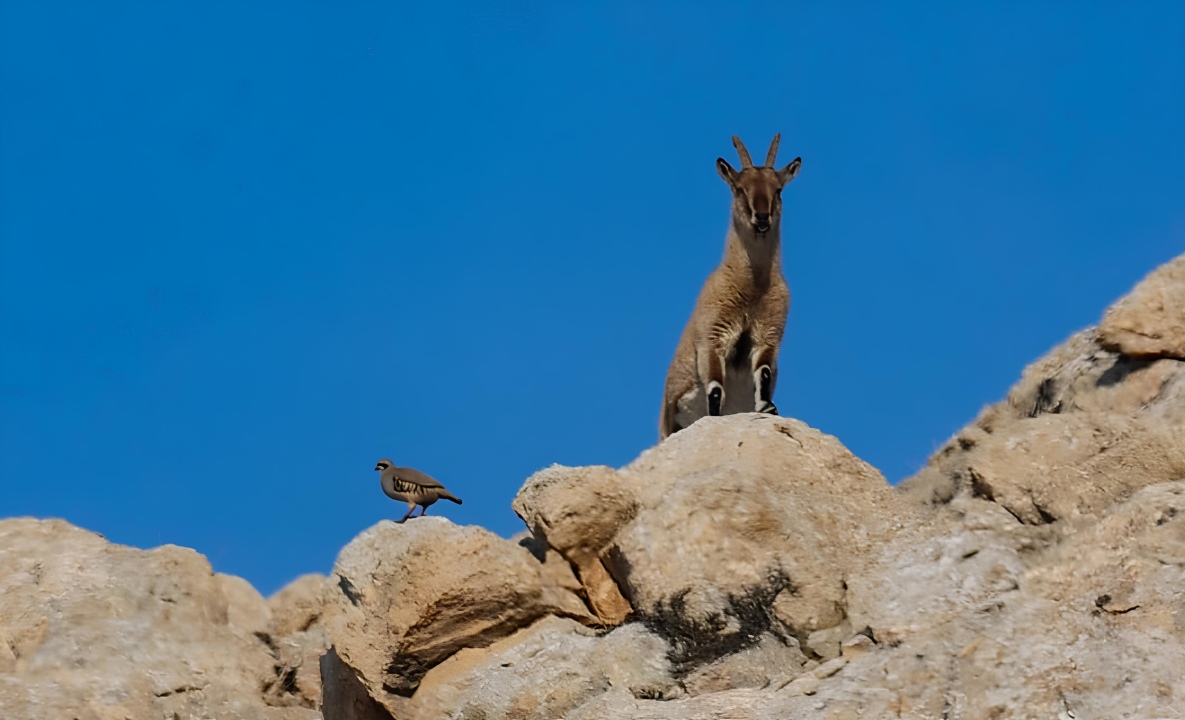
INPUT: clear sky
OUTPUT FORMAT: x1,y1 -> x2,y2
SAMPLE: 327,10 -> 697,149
2,2 -> 1182,595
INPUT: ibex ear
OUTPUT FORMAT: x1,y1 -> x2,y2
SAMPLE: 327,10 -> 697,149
716,158 -> 739,188
778,157 -> 802,185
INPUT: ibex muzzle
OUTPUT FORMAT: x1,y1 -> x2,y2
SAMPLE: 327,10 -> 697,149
659,134 -> 801,440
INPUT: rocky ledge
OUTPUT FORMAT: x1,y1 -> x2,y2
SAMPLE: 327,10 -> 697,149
2,254 -> 1183,720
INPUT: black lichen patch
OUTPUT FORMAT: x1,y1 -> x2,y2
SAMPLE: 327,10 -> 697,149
1030,378 -> 1063,417
640,568 -> 794,675
383,650 -> 434,697
337,575 -> 363,607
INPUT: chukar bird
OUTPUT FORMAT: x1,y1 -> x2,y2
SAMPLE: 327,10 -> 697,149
374,458 -> 462,523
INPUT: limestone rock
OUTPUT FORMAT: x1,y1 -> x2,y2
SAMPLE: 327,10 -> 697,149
406,616 -> 676,719
269,573 -> 330,637
1099,253 -> 1185,358
218,572 -> 273,639
900,332 -> 1185,523
513,465 -> 637,625
320,647 -> 392,720
9,252 -> 1185,720
517,415 -> 907,674
681,633 -> 808,696
0,518 -> 317,720
321,517 -> 593,704
264,574 -> 332,709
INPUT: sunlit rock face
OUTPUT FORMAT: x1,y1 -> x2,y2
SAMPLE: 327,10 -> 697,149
5,253 -> 1184,720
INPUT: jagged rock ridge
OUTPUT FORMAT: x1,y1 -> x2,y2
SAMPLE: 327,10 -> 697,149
1,253 -> 1181,720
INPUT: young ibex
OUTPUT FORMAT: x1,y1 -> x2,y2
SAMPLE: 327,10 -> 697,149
659,134 -> 802,440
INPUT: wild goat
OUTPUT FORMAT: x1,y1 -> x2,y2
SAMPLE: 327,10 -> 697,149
659,134 -> 801,440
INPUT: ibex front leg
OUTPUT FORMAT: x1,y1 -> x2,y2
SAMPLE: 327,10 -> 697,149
751,344 -> 779,416
696,337 -> 730,417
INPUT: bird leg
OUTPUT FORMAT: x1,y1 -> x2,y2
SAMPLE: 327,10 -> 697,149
396,502 -> 417,524
418,505 -> 428,517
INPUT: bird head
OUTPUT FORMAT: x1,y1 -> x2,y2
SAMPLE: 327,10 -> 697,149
374,458 -> 393,472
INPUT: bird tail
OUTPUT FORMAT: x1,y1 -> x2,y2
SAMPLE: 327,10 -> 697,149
438,490 -> 462,505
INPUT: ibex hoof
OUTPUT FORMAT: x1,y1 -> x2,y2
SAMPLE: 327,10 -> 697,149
757,401 -> 778,416
708,385 -> 723,416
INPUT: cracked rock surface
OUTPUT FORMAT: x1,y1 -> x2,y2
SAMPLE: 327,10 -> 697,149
0,518 -> 321,720
4,252 -> 1183,720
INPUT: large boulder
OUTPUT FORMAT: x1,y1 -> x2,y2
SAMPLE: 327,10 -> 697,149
0,518 -> 318,720
557,480 -> 1185,719
320,517 -> 593,709
516,416 -> 908,670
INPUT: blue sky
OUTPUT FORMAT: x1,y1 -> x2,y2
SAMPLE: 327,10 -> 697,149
2,2 -> 1182,595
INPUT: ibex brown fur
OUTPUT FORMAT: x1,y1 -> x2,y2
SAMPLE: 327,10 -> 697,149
659,134 -> 802,440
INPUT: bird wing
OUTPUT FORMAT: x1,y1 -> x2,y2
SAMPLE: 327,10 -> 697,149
395,466 -> 445,489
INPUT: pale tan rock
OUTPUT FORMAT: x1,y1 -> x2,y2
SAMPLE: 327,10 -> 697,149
217,572 -> 273,638
901,330 -> 1185,524
263,574 -> 332,709
575,554 -> 633,624
779,674 -> 820,697
1100,253 -> 1185,358
513,464 -> 638,625
615,417 -> 903,656
320,647 -> 392,720
406,616 -> 675,719
321,517 -> 593,703
567,687 -> 768,720
515,415 -> 907,678
682,633 -> 808,696
800,481 -> 1185,720
268,573 -> 329,637
513,464 -> 638,560
840,634 -> 874,659
811,656 -> 847,679
9,256 -> 1185,720
264,625 -> 329,709
804,621 -> 851,662
0,518 -> 317,720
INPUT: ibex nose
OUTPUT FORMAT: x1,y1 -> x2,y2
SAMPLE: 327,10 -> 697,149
754,213 -> 771,232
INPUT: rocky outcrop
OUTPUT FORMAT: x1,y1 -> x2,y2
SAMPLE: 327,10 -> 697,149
0,518 -> 321,720
900,327 -> 1185,524
266,573 -> 333,709
320,517 -> 594,714
517,416 -> 907,667
1099,253 -> 1185,359
313,252 -> 1184,719
5,252 -> 1182,719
